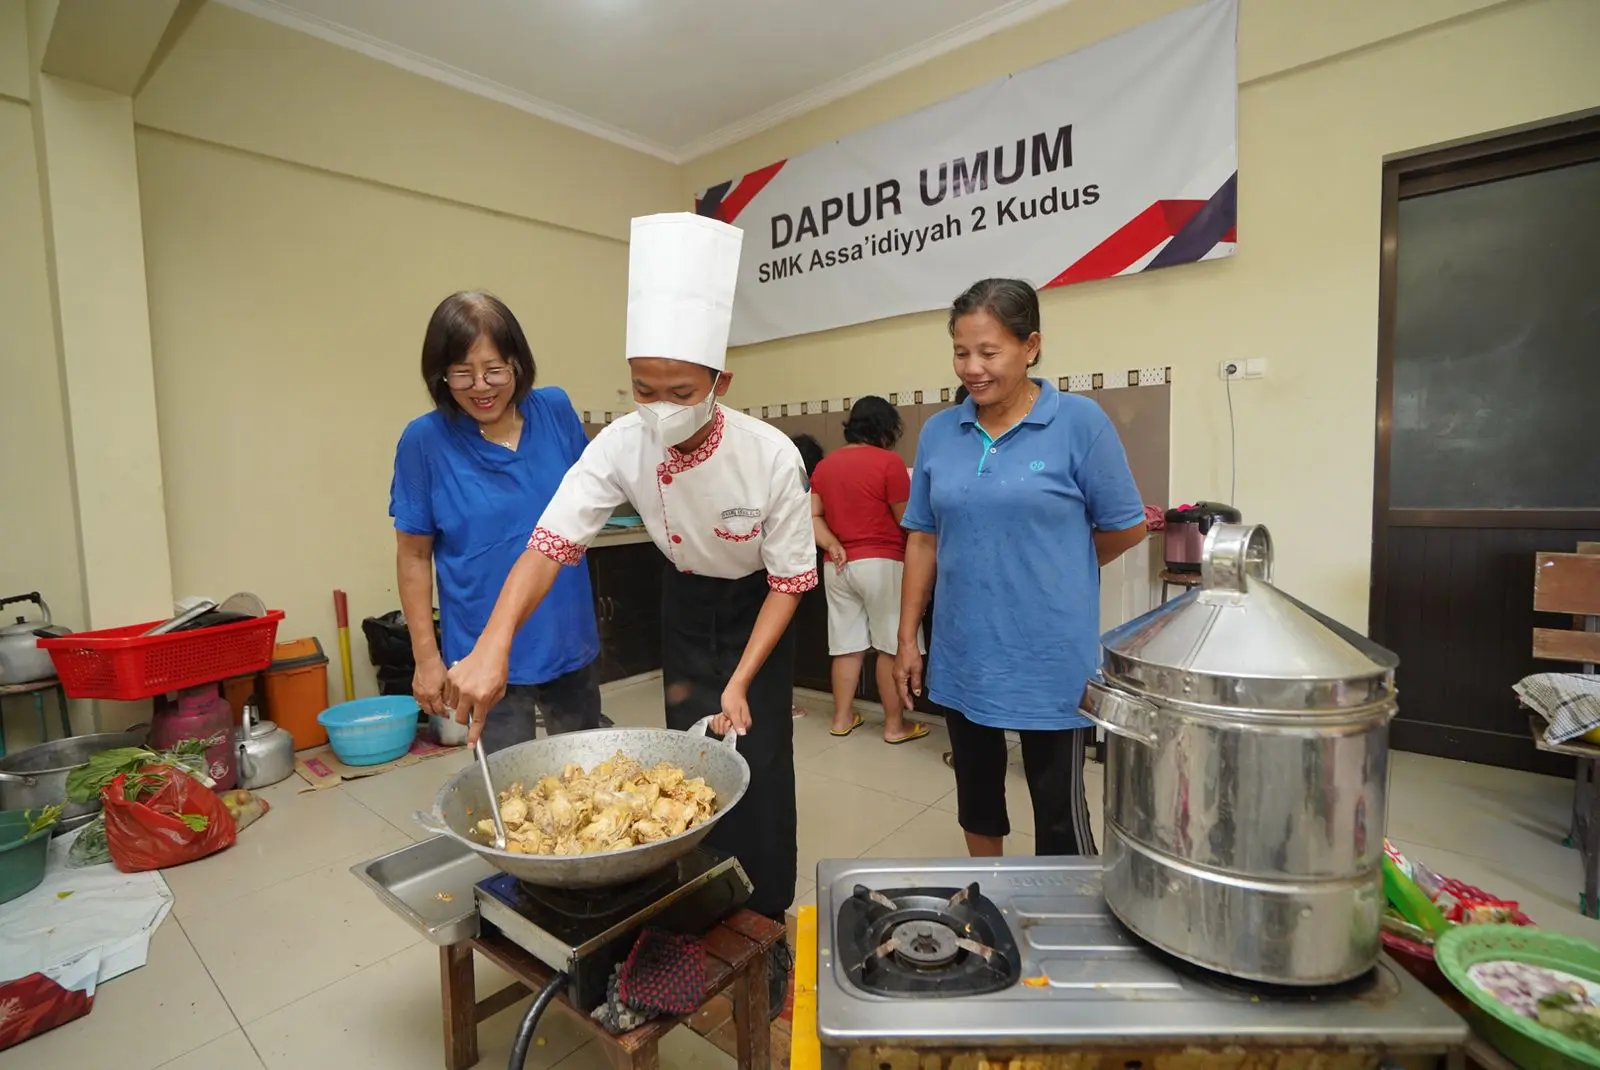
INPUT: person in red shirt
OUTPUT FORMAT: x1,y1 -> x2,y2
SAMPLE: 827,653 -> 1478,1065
810,397 -> 930,744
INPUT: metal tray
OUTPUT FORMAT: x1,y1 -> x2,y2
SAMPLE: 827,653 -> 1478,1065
351,835 -> 493,946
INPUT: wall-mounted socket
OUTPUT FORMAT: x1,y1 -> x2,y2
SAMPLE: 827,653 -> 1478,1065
1219,359 -> 1268,381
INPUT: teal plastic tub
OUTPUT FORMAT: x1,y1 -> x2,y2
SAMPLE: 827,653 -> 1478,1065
0,810 -> 53,905
317,696 -> 419,765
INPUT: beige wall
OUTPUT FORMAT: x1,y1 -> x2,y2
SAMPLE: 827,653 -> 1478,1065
0,96 -> 84,663
127,3 -> 684,700
137,130 -> 630,699
0,0 -> 678,721
683,0 -> 1600,630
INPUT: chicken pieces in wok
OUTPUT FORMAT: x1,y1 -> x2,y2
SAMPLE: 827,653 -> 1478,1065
473,751 -> 717,855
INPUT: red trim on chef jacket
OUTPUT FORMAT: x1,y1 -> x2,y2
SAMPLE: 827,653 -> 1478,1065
659,408 -> 725,476
768,569 -> 818,594
714,525 -> 762,543
528,526 -> 586,565
655,408 -> 727,564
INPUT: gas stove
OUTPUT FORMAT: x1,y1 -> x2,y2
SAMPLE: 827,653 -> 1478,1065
475,847 -> 751,1010
816,857 -> 1467,1052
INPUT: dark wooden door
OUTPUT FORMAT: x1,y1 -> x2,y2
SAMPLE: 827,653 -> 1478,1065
1371,120 -> 1600,774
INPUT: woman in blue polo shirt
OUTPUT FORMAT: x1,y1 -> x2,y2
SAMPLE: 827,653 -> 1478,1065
391,292 -> 602,752
895,278 -> 1147,857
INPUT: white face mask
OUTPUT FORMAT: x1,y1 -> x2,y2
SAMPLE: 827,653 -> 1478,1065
637,393 -> 718,447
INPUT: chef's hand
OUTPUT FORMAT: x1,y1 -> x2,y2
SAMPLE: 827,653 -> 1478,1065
894,645 -> 924,711
412,654 -> 447,716
711,683 -> 752,737
824,542 -> 847,573
443,650 -> 508,746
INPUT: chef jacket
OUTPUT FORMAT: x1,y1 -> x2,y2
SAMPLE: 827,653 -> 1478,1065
529,405 -> 819,594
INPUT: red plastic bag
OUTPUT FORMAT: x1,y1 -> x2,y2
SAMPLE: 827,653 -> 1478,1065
102,765 -> 236,872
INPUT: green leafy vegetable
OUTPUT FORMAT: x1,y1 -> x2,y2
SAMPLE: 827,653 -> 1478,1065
26,804 -> 63,837
65,735 -> 221,802
67,816 -> 109,868
175,813 -> 209,832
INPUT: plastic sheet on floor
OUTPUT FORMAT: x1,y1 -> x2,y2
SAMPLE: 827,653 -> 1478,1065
0,826 -> 173,987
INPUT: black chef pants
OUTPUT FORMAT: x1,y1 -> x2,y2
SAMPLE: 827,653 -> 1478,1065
661,567 -> 798,920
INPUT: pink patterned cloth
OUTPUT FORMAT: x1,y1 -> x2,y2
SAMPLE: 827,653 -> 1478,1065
1143,505 -> 1166,532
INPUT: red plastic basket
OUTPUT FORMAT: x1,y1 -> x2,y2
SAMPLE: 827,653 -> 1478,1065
38,611 -> 285,701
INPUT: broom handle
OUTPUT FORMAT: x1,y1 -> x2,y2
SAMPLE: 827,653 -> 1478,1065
333,589 -> 356,701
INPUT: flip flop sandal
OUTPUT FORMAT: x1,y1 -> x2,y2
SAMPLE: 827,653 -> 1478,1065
884,723 -> 931,745
829,714 -> 865,737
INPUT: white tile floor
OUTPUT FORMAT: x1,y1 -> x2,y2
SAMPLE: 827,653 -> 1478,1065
5,675 -> 1595,1070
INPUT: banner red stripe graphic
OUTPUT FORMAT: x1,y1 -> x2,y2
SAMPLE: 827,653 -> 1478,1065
710,161 -> 787,225
1043,199 -> 1206,289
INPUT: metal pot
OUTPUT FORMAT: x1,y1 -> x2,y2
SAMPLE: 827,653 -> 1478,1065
0,593 -> 71,685
0,725 -> 151,833
417,717 -> 749,889
1082,523 -> 1398,986
237,703 -> 295,790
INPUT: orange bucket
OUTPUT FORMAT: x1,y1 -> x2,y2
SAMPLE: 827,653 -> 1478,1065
263,637 -> 330,750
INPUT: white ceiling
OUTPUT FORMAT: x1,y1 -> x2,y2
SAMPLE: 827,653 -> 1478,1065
216,0 -> 1071,162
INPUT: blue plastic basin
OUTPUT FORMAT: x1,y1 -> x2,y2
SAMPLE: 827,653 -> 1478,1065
317,696 -> 419,766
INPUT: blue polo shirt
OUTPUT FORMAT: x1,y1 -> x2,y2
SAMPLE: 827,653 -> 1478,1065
902,379 -> 1144,731
390,387 -> 599,685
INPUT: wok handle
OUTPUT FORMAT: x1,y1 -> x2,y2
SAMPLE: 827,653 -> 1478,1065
413,810 -> 456,839
687,715 -> 739,750
0,770 -> 38,786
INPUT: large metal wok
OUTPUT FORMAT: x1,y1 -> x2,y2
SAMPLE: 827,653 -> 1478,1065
416,717 -> 748,889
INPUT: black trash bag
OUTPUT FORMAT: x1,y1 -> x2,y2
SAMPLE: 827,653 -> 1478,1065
362,609 -> 438,671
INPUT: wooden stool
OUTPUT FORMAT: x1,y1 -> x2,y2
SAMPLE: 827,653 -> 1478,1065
1158,569 -> 1202,604
0,679 -> 72,758
441,908 -> 784,1070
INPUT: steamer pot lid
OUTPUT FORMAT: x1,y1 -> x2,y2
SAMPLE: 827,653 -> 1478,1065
1100,524 -> 1397,701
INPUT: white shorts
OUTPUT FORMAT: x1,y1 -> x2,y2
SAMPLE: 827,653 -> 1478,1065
824,558 -> 923,657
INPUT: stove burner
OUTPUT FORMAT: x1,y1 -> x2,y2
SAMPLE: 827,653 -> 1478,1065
515,865 -> 677,920
886,920 -> 962,968
838,883 -> 1021,998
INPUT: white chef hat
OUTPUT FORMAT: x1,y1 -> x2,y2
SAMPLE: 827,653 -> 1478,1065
625,212 -> 744,373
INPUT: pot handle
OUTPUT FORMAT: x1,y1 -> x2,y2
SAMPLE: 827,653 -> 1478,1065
1080,680 -> 1158,747
0,770 -> 39,786
1201,523 -> 1273,593
687,715 -> 739,750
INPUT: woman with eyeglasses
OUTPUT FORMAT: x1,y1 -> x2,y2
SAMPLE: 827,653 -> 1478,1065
389,292 -> 604,752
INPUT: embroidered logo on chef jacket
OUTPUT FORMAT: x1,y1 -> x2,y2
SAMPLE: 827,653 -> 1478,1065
714,506 -> 764,543
1030,460 -> 1046,472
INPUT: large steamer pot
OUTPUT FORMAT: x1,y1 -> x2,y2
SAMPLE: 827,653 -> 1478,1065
0,725 -> 151,833
418,718 -> 749,889
1082,524 -> 1397,986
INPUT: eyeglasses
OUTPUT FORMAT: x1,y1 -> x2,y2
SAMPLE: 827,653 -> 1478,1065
443,366 -> 514,389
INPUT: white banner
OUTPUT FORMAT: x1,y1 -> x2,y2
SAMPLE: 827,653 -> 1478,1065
695,0 -> 1238,347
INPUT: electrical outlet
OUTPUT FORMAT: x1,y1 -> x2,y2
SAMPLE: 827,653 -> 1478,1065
1218,360 -> 1244,381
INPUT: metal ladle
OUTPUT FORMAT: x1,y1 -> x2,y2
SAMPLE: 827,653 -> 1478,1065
444,695 -> 507,851
474,737 -> 508,851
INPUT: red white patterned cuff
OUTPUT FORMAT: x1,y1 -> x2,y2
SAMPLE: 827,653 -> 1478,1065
528,526 -> 586,566
768,569 -> 818,594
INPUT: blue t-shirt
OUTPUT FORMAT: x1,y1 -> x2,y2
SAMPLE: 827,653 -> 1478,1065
902,379 -> 1144,731
390,387 -> 600,685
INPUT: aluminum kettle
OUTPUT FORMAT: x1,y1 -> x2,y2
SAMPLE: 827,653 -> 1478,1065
236,703 -> 295,789
0,592 -> 70,685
